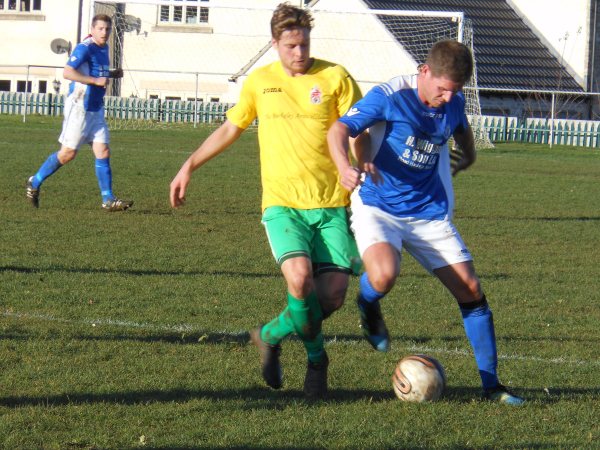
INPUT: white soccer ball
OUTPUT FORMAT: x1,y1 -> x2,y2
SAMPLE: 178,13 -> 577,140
392,354 -> 446,402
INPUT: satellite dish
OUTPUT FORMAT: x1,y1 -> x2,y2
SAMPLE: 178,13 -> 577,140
122,15 -> 141,34
50,38 -> 72,56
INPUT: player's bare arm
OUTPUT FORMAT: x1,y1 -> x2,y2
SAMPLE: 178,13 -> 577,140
328,122 -> 380,191
327,121 -> 361,191
351,130 -> 381,185
170,120 -> 244,208
63,65 -> 108,88
451,124 -> 476,176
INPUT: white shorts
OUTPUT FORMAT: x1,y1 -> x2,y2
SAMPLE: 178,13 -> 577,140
350,190 -> 472,273
59,97 -> 109,150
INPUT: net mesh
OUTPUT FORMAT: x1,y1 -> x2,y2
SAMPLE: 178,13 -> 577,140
92,1 -> 493,148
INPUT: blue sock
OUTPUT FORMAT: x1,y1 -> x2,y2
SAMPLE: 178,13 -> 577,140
32,152 -> 62,188
359,272 -> 385,303
460,296 -> 499,389
95,157 -> 113,202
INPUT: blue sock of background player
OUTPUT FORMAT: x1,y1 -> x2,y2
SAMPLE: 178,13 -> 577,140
31,151 -> 62,189
95,157 -> 114,202
32,153 -> 114,203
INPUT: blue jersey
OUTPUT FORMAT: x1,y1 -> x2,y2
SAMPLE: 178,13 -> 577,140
66,36 -> 110,112
339,75 -> 469,220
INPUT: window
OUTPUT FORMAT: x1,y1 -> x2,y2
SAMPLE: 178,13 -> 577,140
159,0 -> 209,25
39,80 -> 47,93
0,0 -> 42,11
17,80 -> 32,92
0,80 -> 10,91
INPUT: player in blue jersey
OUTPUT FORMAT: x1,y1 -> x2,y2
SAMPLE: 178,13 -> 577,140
26,14 -> 132,211
327,40 -> 525,405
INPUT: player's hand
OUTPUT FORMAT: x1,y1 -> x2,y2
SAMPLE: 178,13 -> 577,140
94,77 -> 108,88
451,157 -> 474,176
340,166 -> 362,191
109,68 -> 124,79
170,171 -> 191,208
360,162 -> 382,185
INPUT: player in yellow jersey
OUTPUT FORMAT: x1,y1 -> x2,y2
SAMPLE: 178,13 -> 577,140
169,2 -> 366,399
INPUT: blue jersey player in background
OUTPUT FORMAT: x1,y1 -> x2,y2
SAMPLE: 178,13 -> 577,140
328,40 -> 525,405
26,14 -> 132,211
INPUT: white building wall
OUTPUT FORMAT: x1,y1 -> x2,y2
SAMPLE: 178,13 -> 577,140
0,0 -> 82,93
1,0 -> 587,102
507,0 -> 590,88
80,0 -> 420,102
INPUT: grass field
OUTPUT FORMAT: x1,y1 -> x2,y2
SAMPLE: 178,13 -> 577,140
1,114 -> 599,449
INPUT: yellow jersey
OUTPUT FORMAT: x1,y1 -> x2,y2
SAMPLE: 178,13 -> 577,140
226,59 -> 362,211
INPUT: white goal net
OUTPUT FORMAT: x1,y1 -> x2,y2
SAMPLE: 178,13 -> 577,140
91,0 -> 493,148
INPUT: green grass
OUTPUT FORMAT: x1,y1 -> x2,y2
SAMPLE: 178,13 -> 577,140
1,114 -> 599,449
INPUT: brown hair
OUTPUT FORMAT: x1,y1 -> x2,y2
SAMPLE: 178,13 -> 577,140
270,2 -> 313,40
426,40 -> 473,84
92,13 -> 112,26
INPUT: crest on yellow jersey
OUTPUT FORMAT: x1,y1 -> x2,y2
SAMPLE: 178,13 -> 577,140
310,86 -> 322,104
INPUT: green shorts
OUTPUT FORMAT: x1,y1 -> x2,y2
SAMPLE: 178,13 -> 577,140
261,206 -> 361,275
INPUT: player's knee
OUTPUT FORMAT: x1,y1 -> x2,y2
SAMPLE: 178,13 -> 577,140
457,277 -> 482,302
320,295 -> 344,319
58,148 -> 77,164
286,272 -> 313,299
368,269 -> 397,294
466,277 -> 482,299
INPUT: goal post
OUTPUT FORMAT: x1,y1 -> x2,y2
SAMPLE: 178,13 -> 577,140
90,0 -> 493,148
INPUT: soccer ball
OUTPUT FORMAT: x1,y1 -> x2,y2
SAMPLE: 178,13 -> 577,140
392,354 -> 446,402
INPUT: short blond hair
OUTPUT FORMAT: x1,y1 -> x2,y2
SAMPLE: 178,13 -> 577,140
270,2 -> 313,40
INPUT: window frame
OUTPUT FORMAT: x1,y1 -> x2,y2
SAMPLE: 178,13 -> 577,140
0,0 -> 42,12
158,0 -> 209,26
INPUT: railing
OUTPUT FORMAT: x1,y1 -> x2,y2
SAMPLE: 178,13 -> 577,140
0,91 -> 65,116
477,115 -> 600,148
2,91 -> 600,148
0,92 -> 232,125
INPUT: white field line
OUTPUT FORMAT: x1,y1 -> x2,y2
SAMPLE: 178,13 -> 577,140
3,310 -> 598,367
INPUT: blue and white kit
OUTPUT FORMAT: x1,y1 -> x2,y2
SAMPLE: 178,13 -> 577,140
339,74 -> 472,268
339,74 -> 469,221
66,36 -> 110,111
59,36 -> 111,149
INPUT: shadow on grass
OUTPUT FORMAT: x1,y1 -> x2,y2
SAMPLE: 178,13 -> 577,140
1,385 -> 596,409
115,447 -> 340,450
0,264 -> 279,279
0,386 -> 393,408
3,319 -> 600,355
458,215 -> 600,222
3,323 -> 599,349
109,442 -> 575,450
0,326 -> 470,347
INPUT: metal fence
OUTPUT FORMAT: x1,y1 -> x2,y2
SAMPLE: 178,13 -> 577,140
2,91 -> 600,148
0,92 -> 233,125
477,115 -> 600,148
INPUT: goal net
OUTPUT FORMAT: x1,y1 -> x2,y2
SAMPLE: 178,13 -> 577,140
91,0 -> 493,148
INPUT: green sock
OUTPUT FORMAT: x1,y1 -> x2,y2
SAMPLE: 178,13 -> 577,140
288,291 -> 325,364
261,307 -> 295,345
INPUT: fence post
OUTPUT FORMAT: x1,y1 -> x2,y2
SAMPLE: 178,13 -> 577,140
556,122 -> 563,145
